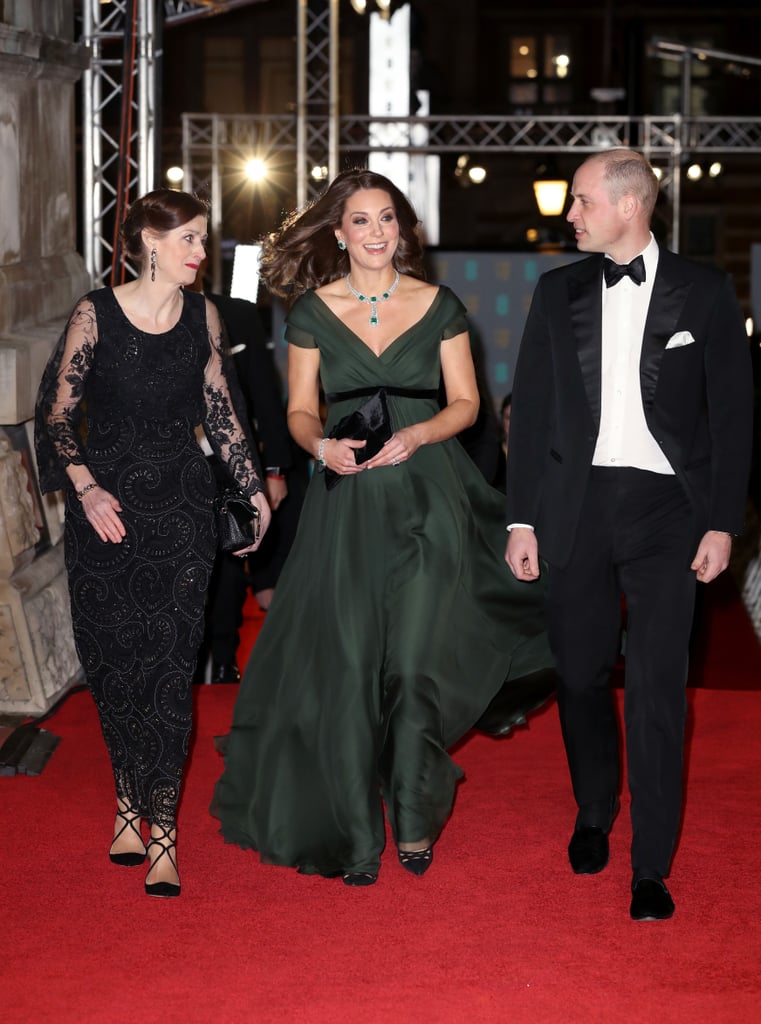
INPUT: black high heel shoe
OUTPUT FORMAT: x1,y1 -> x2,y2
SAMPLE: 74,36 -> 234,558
109,808 -> 146,867
342,872 -> 377,887
397,846 -> 433,876
144,825 -> 181,898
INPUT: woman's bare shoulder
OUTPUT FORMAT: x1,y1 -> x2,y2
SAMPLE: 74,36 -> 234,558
402,275 -> 437,295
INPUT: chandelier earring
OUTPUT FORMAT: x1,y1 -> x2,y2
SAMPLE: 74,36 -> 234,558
150,248 -> 157,282
337,239 -> 347,251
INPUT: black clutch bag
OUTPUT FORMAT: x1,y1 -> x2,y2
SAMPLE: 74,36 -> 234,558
323,388 -> 393,490
215,488 -> 261,552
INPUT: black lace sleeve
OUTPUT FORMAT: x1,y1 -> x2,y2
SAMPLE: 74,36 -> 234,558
201,298 -> 264,498
34,297 -> 98,494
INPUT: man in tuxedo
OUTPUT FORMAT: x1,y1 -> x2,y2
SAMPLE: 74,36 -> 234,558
204,295 -> 308,683
504,149 -> 752,920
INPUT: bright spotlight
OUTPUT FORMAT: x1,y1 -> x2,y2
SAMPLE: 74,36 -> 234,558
468,165 -> 487,185
708,161 -> 723,178
686,163 -> 703,181
165,166 -> 184,185
245,158 -> 268,182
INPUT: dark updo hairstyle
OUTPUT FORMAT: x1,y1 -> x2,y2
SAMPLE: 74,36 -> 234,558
259,168 -> 426,300
120,188 -> 210,269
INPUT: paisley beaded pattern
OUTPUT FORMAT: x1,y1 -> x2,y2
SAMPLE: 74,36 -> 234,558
38,287 -> 261,828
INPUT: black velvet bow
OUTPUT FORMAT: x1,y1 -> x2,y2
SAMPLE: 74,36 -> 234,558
603,254 -> 646,287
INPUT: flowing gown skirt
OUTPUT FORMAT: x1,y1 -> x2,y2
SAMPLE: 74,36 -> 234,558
212,436 -> 554,877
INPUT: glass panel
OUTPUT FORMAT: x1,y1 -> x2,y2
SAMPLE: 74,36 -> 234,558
510,36 -> 538,79
509,82 -> 539,105
542,83 -> 573,105
545,35 -> 571,79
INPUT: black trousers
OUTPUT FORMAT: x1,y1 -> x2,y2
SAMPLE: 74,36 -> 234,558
547,467 -> 696,881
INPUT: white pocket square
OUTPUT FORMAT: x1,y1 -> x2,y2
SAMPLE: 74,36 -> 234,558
665,330 -> 695,349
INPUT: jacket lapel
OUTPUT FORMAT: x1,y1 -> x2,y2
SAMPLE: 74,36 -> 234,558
640,246 -> 694,414
568,256 -> 604,430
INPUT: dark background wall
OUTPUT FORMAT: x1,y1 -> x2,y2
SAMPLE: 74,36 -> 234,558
156,0 -> 761,309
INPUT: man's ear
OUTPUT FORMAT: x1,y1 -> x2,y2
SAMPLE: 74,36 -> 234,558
620,194 -> 638,221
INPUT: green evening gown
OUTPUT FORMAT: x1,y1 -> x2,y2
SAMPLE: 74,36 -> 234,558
212,286 -> 555,877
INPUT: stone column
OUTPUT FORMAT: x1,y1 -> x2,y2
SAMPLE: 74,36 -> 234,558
0,1 -> 90,715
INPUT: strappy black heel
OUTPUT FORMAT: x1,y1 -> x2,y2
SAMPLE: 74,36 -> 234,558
109,807 -> 146,867
144,825 -> 181,898
397,846 -> 433,876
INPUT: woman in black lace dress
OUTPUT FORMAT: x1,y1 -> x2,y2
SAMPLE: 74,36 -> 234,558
35,189 -> 270,898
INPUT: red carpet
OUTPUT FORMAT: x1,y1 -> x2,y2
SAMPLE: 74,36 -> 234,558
3,675 -> 761,1022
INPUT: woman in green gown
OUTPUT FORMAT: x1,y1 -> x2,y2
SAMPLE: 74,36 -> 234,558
212,169 -> 555,884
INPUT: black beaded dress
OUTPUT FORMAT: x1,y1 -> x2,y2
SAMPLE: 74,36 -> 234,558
35,288 -> 261,829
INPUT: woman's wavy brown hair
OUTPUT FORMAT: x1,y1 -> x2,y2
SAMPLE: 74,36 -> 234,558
259,168 -> 426,300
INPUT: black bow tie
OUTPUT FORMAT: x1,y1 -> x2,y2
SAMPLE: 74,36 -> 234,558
604,254 -> 646,287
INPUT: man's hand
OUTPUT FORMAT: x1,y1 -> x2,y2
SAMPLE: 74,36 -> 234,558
691,530 -> 732,584
505,527 -> 541,581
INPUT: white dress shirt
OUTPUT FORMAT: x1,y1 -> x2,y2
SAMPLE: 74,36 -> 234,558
592,233 -> 673,475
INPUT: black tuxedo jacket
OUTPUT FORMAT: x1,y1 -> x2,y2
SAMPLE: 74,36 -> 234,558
210,294 -> 293,471
505,246 -> 753,568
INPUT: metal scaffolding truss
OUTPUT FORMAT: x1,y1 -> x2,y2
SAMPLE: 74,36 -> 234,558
80,0 -> 269,286
337,114 -> 761,155
182,110 -> 761,259
182,111 -> 761,160
82,0 -> 761,286
81,0 -> 158,286
296,0 -> 339,208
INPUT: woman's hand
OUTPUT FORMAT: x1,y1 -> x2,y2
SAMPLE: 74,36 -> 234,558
232,490 -> 272,557
322,437 -> 367,477
364,425 -> 423,470
80,487 -> 127,544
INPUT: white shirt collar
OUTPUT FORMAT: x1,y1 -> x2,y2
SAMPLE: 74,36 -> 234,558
604,232 -> 659,280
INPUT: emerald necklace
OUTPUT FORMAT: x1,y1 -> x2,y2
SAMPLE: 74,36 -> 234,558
345,270 -> 400,327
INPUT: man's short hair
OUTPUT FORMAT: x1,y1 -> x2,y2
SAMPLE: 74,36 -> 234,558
589,149 -> 659,218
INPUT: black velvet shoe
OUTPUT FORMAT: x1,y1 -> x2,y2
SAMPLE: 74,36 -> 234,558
630,878 -> 675,921
398,846 -> 433,876
568,826 -> 609,874
210,661 -> 240,684
342,872 -> 377,887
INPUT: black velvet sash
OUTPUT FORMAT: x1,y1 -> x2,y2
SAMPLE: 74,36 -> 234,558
325,386 -> 439,404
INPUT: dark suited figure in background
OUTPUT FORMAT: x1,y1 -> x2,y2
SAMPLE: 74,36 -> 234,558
505,149 -> 753,921
492,392 -> 512,492
205,294 -> 308,683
